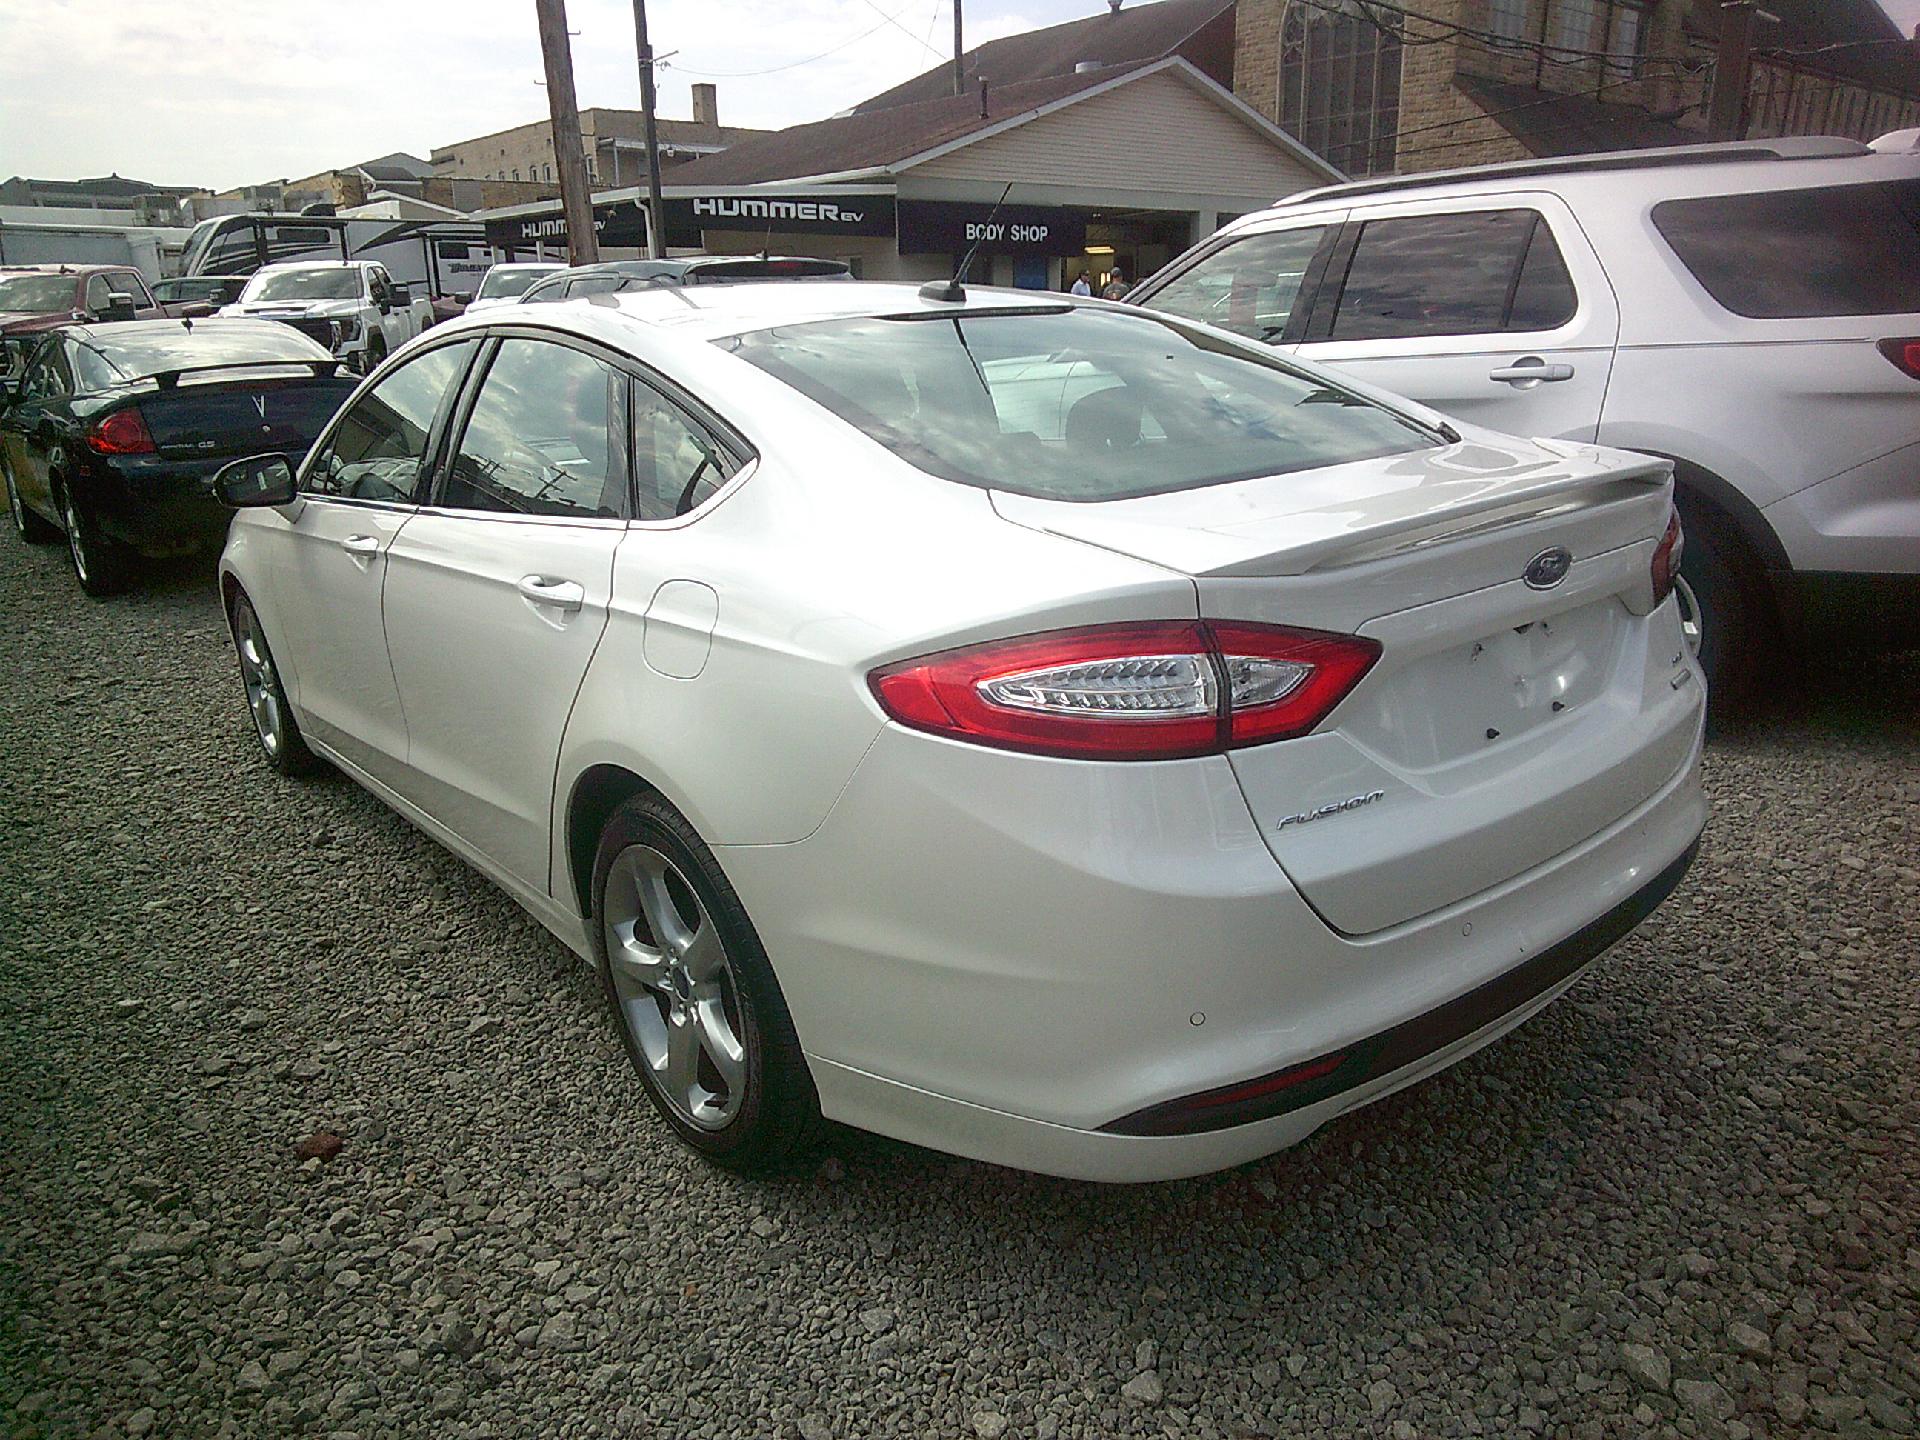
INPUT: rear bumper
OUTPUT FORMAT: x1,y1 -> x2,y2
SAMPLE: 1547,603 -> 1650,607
77,457 -> 232,556
720,699 -> 1707,1181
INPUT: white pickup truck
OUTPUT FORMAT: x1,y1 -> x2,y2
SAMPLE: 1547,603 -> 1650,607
220,260 -> 433,374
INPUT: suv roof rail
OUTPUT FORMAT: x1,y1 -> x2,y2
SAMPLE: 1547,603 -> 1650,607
1271,135 -> 1874,208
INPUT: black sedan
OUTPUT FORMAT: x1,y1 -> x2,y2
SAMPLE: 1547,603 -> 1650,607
0,319 -> 356,595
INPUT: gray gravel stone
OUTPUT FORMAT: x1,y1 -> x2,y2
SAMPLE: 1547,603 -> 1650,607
1,527 -> 1916,1440
1620,1344 -> 1670,1394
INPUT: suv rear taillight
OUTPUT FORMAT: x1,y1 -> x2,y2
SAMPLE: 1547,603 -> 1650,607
869,621 -> 1381,761
1650,510 -> 1684,606
1876,337 -> 1920,380
84,408 -> 156,455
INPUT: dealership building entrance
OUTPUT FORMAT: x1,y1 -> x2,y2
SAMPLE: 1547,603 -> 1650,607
480,57 -> 1337,294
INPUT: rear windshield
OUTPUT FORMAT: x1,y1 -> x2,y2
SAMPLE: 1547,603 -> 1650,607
723,306 -> 1434,502
475,266 -> 559,300
1652,179 -> 1920,319
690,259 -> 849,282
83,324 -> 331,381
0,274 -> 75,313
243,269 -> 361,303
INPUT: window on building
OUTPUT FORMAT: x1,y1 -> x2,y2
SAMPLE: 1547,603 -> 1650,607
512,169 -> 520,181
1487,0 -> 1531,40
1605,4 -> 1643,76
1279,0 -> 1404,178
1547,0 -> 1597,52
544,163 -> 553,181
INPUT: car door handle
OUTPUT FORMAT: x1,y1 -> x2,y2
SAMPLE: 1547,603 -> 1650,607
517,575 -> 585,613
340,534 -> 381,559
1489,359 -> 1575,385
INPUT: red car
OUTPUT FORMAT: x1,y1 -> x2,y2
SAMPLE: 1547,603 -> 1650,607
0,265 -> 172,378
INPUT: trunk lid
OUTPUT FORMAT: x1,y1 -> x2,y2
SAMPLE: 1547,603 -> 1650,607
136,375 -> 355,461
994,434 -> 1703,934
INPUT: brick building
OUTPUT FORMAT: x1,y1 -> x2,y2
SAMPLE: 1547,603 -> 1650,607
1233,0 -> 1920,176
429,86 -> 767,190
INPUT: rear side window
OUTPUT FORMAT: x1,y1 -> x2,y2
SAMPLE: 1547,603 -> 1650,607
631,380 -> 739,521
440,339 -> 628,519
1652,180 -> 1920,319
1328,209 -> 1576,340
1140,225 -> 1331,343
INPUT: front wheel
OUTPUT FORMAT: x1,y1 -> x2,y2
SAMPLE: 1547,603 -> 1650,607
230,591 -> 321,776
592,795 -> 820,1173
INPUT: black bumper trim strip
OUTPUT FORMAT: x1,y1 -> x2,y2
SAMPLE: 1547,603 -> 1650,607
1100,837 -> 1701,1137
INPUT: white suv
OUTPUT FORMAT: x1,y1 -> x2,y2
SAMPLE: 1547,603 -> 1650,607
1131,136 -> 1920,704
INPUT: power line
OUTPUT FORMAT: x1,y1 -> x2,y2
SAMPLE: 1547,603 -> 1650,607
856,0 -> 947,58
670,1 -> 926,78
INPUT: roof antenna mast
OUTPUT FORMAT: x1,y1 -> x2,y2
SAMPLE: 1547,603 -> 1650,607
919,179 -> 1014,303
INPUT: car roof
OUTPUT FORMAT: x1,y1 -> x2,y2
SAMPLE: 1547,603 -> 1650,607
251,260 -> 366,271
1263,134 -> 1913,214
595,280 -> 1077,340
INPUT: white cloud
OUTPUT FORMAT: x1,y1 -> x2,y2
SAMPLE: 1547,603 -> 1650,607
0,0 -> 1083,190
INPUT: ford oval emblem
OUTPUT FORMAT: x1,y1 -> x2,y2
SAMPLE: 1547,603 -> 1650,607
1523,546 -> 1573,589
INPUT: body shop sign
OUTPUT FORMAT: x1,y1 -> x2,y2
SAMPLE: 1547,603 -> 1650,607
897,200 -> 1085,256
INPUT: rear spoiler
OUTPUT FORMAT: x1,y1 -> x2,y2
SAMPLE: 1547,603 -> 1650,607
152,358 -> 344,389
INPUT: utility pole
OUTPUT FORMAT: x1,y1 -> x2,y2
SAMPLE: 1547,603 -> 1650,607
631,0 -> 667,258
952,0 -> 965,97
1707,1 -> 1759,141
535,0 -> 599,264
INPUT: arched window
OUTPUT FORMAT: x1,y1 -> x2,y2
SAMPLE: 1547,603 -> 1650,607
1279,0 -> 1404,178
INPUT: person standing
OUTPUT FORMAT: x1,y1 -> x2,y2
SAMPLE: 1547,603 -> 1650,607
1069,272 -> 1092,296
1100,267 -> 1129,301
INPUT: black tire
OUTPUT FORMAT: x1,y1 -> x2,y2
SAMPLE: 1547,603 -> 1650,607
57,481 -> 133,597
228,590 -> 322,777
1674,499 -> 1770,712
592,793 -> 820,1173
4,454 -> 59,544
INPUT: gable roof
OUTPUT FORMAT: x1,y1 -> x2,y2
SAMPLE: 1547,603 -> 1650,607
668,56 -> 1339,188
855,0 -> 1235,113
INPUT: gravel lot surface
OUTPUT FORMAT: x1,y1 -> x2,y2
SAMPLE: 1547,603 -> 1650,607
1,539 -> 1916,1440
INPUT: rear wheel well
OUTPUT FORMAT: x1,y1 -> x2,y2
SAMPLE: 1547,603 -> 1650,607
565,765 -> 667,918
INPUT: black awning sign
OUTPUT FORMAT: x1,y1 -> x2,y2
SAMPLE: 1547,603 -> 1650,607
897,200 -> 1086,257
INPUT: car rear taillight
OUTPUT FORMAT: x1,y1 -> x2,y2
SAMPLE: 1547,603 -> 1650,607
85,408 -> 156,456
1876,337 -> 1920,380
1650,509 -> 1684,606
868,620 -> 1381,760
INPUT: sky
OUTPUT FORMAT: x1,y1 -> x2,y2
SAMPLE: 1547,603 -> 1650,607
3,0 -> 1916,191
0,0 -> 1097,192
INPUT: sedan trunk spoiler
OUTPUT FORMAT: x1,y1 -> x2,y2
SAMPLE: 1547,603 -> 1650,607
991,440 -> 1672,579
152,358 -> 345,390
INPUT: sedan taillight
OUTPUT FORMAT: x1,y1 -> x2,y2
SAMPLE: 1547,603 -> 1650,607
85,408 -> 156,456
1650,510 -> 1684,606
1876,337 -> 1920,380
869,620 -> 1381,761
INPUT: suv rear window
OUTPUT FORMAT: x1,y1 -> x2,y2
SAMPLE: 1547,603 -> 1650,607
724,306 -> 1434,503
1652,180 -> 1920,319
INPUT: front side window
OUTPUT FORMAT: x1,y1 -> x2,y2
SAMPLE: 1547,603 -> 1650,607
1139,226 -> 1330,343
22,339 -> 73,401
439,339 -> 627,519
1652,180 -> 1920,319
725,306 -> 1435,504
305,340 -> 477,502
114,272 -> 155,307
1328,209 -> 1575,340
85,276 -> 115,315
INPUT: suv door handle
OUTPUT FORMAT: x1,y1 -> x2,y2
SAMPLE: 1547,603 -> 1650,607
517,575 -> 585,613
340,534 -> 381,558
1490,359 -> 1575,386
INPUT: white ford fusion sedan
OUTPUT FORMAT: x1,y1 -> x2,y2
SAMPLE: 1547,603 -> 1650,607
214,281 -> 1706,1182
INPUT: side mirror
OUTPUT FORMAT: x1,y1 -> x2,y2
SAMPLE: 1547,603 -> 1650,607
103,292 -> 139,322
214,453 -> 296,508
389,283 -> 412,308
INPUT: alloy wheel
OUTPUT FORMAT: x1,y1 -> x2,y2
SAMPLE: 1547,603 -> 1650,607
61,491 -> 91,585
601,844 -> 748,1131
236,605 -> 287,757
